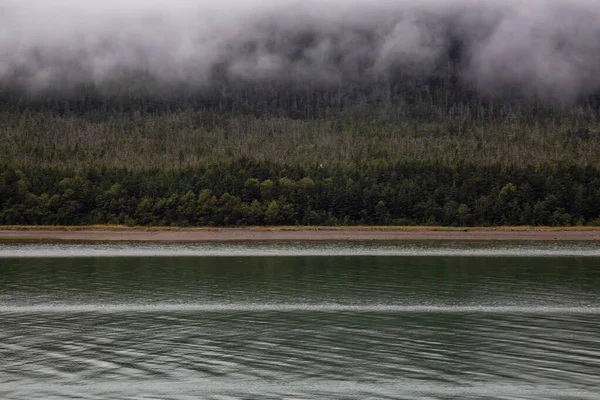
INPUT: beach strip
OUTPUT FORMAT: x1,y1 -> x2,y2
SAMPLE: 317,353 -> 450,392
0,227 -> 599,242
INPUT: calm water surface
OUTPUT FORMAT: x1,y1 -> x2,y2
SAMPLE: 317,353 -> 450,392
1,242 -> 599,399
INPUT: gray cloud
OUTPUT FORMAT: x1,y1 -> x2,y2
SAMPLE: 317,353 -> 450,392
1,0 -> 599,99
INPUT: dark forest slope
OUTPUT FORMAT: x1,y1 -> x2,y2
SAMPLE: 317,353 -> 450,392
1,77 -> 600,227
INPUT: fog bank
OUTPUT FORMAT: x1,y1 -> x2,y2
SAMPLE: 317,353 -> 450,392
1,0 -> 600,99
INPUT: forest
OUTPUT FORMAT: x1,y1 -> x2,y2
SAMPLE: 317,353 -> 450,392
1,75 -> 600,227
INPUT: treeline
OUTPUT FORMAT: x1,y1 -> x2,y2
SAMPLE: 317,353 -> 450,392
2,109 -> 599,170
2,78 -> 600,227
2,161 -> 599,227
2,75 -> 600,171
3,77 -> 600,123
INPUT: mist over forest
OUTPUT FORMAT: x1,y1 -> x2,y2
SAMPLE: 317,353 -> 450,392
1,1 -> 600,227
2,0 -> 600,101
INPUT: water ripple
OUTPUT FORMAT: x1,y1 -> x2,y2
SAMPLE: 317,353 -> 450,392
1,303 -> 600,314
1,250 -> 599,399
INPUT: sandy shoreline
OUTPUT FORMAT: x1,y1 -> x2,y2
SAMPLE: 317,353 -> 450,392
0,227 -> 599,242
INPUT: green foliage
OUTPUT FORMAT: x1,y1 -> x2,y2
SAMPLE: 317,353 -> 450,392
0,161 -> 599,226
260,180 -> 275,201
265,200 -> 280,225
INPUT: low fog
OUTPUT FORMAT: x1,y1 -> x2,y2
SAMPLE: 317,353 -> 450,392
1,0 -> 600,99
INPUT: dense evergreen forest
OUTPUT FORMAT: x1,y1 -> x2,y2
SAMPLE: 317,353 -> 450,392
1,77 -> 600,226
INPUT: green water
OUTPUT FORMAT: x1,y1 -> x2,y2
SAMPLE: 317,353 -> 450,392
1,243 -> 599,399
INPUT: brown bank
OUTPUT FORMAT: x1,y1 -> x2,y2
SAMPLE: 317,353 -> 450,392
0,226 -> 599,242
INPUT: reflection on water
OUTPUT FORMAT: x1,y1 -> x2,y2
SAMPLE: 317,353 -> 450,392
1,245 -> 600,399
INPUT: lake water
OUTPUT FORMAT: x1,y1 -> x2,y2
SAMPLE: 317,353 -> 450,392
1,242 -> 600,399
